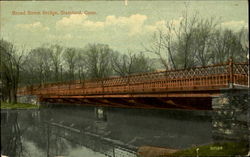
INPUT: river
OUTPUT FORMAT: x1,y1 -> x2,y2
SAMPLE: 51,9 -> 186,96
1,106 -> 213,157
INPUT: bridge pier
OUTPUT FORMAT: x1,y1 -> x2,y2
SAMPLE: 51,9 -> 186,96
94,107 -> 107,121
212,88 -> 249,147
94,107 -> 108,135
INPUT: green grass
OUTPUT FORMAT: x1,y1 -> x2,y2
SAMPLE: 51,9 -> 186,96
0,102 -> 39,109
168,142 -> 248,156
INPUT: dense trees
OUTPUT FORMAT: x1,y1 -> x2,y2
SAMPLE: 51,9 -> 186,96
211,28 -> 248,64
111,51 -> 154,76
146,14 -> 248,70
0,39 -> 27,103
0,40 -> 155,102
84,44 -> 114,79
50,44 -> 63,82
63,47 -> 78,81
24,47 -> 52,85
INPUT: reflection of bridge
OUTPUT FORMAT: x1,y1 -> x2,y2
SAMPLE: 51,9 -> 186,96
45,120 -> 138,157
18,61 -> 249,110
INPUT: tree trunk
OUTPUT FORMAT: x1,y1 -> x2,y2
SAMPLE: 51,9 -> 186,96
55,66 -> 59,82
10,87 -> 17,104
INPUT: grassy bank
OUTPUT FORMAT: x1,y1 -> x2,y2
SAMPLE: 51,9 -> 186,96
167,142 -> 248,156
0,102 -> 39,109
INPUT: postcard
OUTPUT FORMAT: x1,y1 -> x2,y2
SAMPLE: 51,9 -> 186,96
1,0 -> 249,157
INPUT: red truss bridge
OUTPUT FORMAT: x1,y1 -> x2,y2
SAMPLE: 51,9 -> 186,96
18,60 -> 249,110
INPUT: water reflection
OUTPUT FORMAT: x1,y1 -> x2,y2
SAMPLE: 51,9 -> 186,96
1,111 -> 23,157
1,106 -> 212,157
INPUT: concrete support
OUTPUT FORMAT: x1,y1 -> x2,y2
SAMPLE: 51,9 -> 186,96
94,107 -> 107,121
94,107 -> 108,135
212,89 -> 249,146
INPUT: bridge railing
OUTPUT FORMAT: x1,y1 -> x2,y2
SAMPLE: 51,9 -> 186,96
232,63 -> 249,86
17,61 -> 249,96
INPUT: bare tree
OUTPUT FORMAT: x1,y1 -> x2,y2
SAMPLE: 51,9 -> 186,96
0,39 -> 27,103
111,51 -> 134,77
25,47 -> 52,85
49,44 -> 63,82
174,13 -> 200,69
144,30 -> 172,70
84,43 -> 113,79
112,51 -> 154,76
145,11 -> 225,69
145,12 -> 201,69
63,47 -> 78,81
191,18 -> 218,66
210,28 -> 247,64
76,50 -> 87,82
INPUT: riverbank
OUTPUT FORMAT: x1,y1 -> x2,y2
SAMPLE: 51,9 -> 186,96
169,142 -> 248,156
0,102 -> 39,109
137,142 -> 248,157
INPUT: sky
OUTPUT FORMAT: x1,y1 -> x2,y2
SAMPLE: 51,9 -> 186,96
0,0 -> 248,54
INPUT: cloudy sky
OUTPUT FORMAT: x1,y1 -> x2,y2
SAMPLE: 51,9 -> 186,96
0,0 -> 248,53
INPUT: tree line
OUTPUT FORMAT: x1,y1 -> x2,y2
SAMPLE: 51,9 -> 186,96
0,42 -> 154,103
1,14 -> 248,103
145,14 -> 248,70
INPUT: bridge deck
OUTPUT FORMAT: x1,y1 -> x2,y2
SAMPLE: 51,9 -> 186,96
18,61 -> 249,98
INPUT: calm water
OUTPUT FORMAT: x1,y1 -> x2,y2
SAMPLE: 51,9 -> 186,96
1,106 -> 212,157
